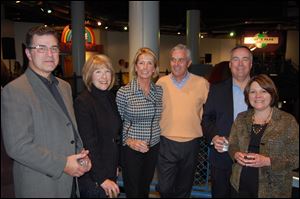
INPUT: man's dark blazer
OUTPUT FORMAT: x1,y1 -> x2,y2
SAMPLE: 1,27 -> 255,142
202,78 -> 234,169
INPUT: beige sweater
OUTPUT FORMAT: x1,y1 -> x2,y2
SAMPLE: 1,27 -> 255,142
157,73 -> 209,142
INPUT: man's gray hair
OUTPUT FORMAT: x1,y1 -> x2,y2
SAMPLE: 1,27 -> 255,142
170,44 -> 192,61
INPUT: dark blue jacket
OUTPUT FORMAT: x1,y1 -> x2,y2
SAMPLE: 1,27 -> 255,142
202,78 -> 234,169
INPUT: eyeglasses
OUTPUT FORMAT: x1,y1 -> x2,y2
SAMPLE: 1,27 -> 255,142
27,45 -> 60,53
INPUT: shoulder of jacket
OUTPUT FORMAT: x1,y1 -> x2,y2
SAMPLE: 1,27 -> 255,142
118,84 -> 129,92
210,78 -> 231,91
155,84 -> 163,91
117,84 -> 132,97
274,107 -> 296,122
2,74 -> 30,92
74,91 -> 93,108
56,77 -> 70,87
236,110 -> 251,121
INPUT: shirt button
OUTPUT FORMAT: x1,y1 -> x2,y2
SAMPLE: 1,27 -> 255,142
70,140 -> 75,144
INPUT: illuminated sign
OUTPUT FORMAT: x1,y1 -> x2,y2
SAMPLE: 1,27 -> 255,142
61,25 -> 95,45
60,25 -> 102,52
244,33 -> 279,48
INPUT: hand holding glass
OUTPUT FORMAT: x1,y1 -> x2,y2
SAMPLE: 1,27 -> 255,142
222,137 -> 229,152
77,158 -> 88,167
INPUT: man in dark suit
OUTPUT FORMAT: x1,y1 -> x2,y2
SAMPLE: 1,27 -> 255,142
202,46 -> 252,198
1,25 -> 92,197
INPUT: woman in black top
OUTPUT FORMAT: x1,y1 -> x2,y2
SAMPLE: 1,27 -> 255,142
74,54 -> 122,198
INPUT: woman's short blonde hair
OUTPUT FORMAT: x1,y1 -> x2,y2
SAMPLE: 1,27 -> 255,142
82,54 -> 115,91
130,47 -> 159,79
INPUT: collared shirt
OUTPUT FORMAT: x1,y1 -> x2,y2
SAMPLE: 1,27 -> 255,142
170,71 -> 190,89
232,80 -> 248,120
116,78 -> 163,147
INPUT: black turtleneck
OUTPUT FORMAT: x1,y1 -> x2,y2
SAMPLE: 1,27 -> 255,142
74,85 -> 122,186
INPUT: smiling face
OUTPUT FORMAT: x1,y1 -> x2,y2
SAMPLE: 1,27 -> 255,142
25,34 -> 59,78
92,66 -> 112,91
170,49 -> 192,82
135,54 -> 156,80
248,81 -> 272,111
229,47 -> 252,82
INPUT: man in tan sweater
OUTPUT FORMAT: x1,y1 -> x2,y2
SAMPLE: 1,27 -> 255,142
156,44 -> 209,198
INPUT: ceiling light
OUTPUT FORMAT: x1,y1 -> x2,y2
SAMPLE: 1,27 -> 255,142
97,21 -> 101,26
16,1 -> 21,3
229,31 -> 235,37
177,32 -> 181,35
124,26 -> 128,30
105,26 -> 108,30
47,9 -> 52,14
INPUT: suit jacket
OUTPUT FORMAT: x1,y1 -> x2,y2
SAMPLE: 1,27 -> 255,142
202,78 -> 234,169
1,68 -> 83,198
229,108 -> 299,197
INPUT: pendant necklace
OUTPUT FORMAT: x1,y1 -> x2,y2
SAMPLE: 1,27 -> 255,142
252,108 -> 273,134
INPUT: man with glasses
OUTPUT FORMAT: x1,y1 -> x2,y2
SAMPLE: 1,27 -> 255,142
156,44 -> 209,197
1,25 -> 91,197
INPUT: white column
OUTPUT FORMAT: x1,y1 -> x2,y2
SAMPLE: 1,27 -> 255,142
71,1 -> 85,93
129,1 -> 159,80
186,10 -> 200,64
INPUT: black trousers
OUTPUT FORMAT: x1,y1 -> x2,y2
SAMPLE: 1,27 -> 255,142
231,185 -> 258,198
157,136 -> 200,198
122,144 -> 159,198
210,165 -> 232,198
79,180 -> 107,198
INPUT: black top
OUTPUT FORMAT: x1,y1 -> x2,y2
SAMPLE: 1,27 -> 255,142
74,85 -> 122,186
239,123 -> 267,198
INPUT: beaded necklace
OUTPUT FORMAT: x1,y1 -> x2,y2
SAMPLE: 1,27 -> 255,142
252,108 -> 273,134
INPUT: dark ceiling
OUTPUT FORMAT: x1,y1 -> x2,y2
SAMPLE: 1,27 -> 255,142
2,1 -> 299,36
